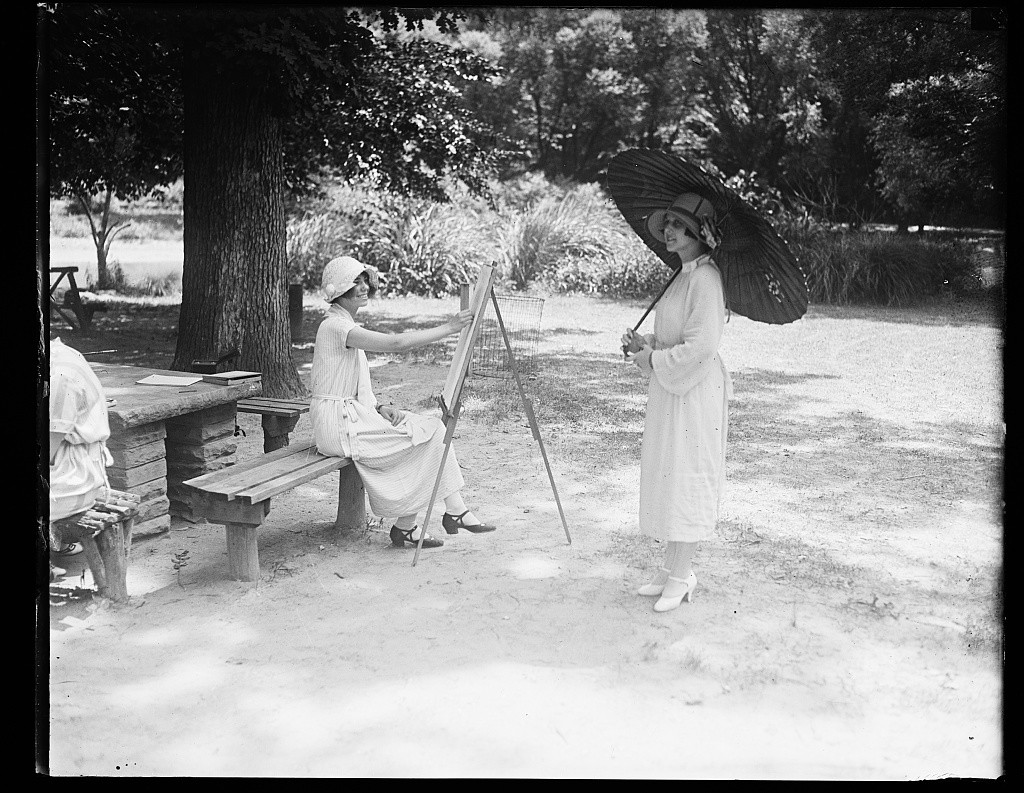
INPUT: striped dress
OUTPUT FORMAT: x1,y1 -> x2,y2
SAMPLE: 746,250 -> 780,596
310,304 -> 465,519
49,337 -> 113,521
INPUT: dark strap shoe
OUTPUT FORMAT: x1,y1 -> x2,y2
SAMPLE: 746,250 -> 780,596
442,511 -> 497,535
389,525 -> 443,548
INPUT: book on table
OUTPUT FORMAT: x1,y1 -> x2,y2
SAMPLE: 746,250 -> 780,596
201,370 -> 263,385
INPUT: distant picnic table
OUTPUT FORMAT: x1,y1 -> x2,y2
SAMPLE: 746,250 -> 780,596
49,266 -> 107,330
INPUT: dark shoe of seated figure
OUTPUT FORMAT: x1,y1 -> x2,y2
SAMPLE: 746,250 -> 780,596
389,525 -> 444,548
52,542 -> 84,558
442,511 -> 498,535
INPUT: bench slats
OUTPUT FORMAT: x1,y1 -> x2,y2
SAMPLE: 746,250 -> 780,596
237,397 -> 310,417
199,452 -> 344,501
183,441 -> 350,504
238,397 -> 310,409
239,405 -> 303,417
234,455 -> 349,503
184,442 -> 321,491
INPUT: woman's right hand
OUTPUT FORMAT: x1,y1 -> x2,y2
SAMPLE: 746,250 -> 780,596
621,328 -> 645,355
446,309 -> 474,334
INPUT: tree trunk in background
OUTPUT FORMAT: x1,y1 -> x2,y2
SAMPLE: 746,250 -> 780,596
173,44 -> 305,398
93,238 -> 109,290
77,191 -> 113,289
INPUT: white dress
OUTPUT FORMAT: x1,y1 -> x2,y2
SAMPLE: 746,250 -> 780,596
49,337 -> 113,521
638,255 -> 732,543
310,305 -> 465,519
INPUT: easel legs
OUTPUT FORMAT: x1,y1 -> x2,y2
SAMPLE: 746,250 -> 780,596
490,290 -> 571,546
412,404 -> 460,567
411,289 -> 571,566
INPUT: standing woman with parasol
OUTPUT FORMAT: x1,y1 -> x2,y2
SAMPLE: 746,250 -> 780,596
608,149 -> 807,612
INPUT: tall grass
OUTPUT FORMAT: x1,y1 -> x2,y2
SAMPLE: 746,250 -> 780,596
286,182 -> 502,297
349,201 -> 499,297
498,182 -> 667,295
788,227 -> 981,307
287,211 -> 355,289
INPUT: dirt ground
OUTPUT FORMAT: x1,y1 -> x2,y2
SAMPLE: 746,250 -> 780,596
43,292 -> 1004,780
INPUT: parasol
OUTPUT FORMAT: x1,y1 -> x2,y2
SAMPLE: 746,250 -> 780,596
607,148 -> 808,325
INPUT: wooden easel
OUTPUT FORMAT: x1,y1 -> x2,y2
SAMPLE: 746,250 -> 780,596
412,264 -> 571,565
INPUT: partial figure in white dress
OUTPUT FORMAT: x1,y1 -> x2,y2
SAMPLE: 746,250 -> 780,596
310,256 -> 498,549
48,336 -> 114,573
622,193 -> 732,612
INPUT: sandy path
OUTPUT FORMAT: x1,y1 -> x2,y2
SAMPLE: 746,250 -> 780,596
45,296 -> 1002,779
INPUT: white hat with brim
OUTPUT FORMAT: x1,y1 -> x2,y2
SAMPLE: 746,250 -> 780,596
646,192 -> 716,243
322,256 -> 379,303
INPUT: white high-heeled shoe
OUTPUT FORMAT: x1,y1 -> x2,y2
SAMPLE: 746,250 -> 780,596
653,571 -> 697,612
637,567 -> 671,597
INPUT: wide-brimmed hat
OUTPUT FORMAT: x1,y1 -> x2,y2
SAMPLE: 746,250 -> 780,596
321,256 -> 379,303
646,192 -> 717,244
606,149 -> 808,325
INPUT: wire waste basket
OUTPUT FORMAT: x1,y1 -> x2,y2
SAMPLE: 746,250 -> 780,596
472,293 -> 544,379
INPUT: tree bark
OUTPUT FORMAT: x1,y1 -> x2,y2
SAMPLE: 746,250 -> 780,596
174,44 -> 305,398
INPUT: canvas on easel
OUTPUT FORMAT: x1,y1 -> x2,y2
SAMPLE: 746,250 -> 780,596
413,263 -> 571,565
441,265 -> 496,420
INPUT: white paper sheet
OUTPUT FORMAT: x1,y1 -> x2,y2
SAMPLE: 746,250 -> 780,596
135,374 -> 203,386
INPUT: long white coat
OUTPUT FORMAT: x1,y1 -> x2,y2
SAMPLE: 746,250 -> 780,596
638,255 -> 732,543
310,305 -> 465,520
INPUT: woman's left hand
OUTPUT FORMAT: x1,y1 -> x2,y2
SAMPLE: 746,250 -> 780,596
631,346 -> 654,375
377,405 -> 404,426
446,309 -> 474,333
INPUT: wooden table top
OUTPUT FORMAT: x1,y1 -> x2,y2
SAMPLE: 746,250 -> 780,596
91,363 -> 263,431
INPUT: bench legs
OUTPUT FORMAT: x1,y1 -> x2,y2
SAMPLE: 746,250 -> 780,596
94,518 -> 132,603
261,414 -> 300,453
224,521 -> 261,582
335,464 -> 365,532
62,517 -> 134,604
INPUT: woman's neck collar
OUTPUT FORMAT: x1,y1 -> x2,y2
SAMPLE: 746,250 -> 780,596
331,300 -> 358,320
677,252 -> 709,273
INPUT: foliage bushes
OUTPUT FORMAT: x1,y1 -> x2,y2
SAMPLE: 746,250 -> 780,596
55,173 -> 999,306
286,175 -> 990,307
285,177 -> 669,298
287,182 -> 501,297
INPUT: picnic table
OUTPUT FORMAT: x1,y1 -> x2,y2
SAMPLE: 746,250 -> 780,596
91,363 -> 263,536
50,266 -> 107,330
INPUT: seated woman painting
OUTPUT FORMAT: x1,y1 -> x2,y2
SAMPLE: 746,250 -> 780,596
310,256 -> 498,549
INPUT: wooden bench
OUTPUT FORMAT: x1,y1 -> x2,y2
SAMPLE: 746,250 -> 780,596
49,267 -> 108,330
183,441 -> 363,581
236,397 -> 311,452
51,489 -> 142,603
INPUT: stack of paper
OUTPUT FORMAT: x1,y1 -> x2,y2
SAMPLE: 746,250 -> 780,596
135,374 -> 203,387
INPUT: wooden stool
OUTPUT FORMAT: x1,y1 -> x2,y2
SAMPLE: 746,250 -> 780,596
52,489 -> 142,603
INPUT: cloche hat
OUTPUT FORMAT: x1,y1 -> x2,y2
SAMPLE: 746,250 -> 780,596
646,192 -> 717,244
321,256 -> 379,303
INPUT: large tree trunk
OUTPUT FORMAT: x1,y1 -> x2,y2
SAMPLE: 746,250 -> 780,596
173,45 -> 305,398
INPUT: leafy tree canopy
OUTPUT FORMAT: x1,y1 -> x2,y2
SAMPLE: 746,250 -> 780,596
44,4 -> 514,205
